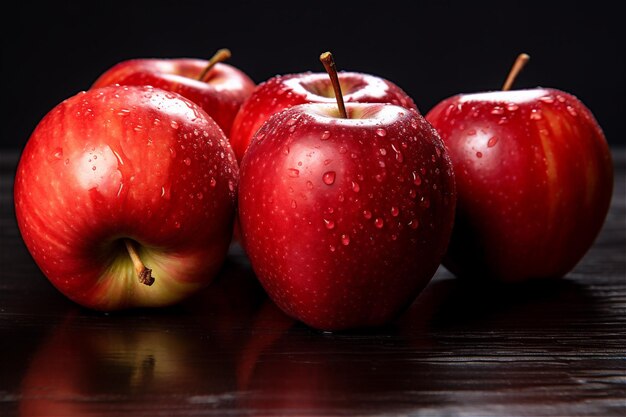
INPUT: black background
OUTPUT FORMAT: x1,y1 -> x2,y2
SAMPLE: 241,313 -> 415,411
2,1 -> 624,149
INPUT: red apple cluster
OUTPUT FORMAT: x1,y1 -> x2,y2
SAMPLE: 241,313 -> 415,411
14,51 -> 613,331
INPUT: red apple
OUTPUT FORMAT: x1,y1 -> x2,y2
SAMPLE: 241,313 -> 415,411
92,49 -> 255,136
238,98 -> 456,330
426,68 -> 613,282
229,68 -> 418,162
14,85 -> 239,310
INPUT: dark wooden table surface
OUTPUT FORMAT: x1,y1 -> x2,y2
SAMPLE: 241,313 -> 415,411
1,149 -> 625,417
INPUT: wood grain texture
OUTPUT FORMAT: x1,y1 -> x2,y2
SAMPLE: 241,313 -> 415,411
1,149 -> 624,417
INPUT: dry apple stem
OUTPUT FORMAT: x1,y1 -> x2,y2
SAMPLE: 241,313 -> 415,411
198,48 -> 232,82
124,239 -> 155,286
320,51 -> 348,119
502,53 -> 530,91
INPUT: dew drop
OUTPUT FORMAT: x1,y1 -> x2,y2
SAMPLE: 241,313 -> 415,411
530,109 -> 543,120
323,171 -> 336,185
282,146 -> 290,155
467,129 -> 477,136
53,148 -> 63,159
412,171 -> 422,186
210,177 -> 217,187
391,206 -> 399,217
349,180 -> 361,193
184,157 -> 191,166
196,192 -> 203,200
291,199 -> 297,209
287,168 -> 300,178
363,210 -> 372,219
92,165 -> 97,171
491,106 -> 504,115
341,234 -> 350,246
476,151 -> 483,158
339,147 -> 347,154
506,103 -> 519,112
487,136 -> 499,147
170,120 -> 179,130
329,244 -> 336,252
324,219 -> 335,229
228,180 -> 235,192
306,180 -> 313,190
375,218 -> 384,228
409,188 -> 417,198
410,119 -> 418,129
324,159 -> 332,166
409,219 -> 419,229
540,95 -> 555,104
566,105 -> 578,117
321,130 -> 331,140
117,109 -> 130,116
391,234 -> 397,241
379,148 -> 387,156
174,221 -> 181,229
376,128 -> 387,137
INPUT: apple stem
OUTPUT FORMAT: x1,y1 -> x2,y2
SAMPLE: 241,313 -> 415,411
320,51 -> 348,119
198,48 -> 232,82
124,239 -> 155,286
502,53 -> 530,91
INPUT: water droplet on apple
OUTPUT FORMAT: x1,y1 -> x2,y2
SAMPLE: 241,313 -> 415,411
170,120 -> 179,130
291,199 -> 297,209
379,148 -> 387,156
540,96 -> 555,104
556,95 -> 566,103
53,148 -> 63,159
363,210 -> 372,219
64,159 -> 69,165
339,147 -> 347,154
329,244 -> 336,252
306,180 -> 314,190
324,218 -> 335,229
174,221 -> 181,229
506,103 -> 519,112
282,146 -> 290,155
487,136 -> 499,147
209,177 -> 217,187
117,109 -> 130,116
530,109 -> 543,120
391,206 -> 399,217
409,219 -> 419,229
467,129 -> 477,136
321,130 -> 331,141
391,234 -> 397,241
376,128 -> 387,137
566,105 -> 578,117
491,106 -> 504,115
476,151 -> 483,158
92,165 -> 97,171
375,218 -> 384,228
228,180 -> 235,192
341,234 -> 350,246
323,171 -> 336,185
184,157 -> 191,166
378,160 -> 386,168
412,171 -> 422,186
197,192 -> 203,200
410,119 -> 418,129
351,181 -> 360,192
409,188 -> 417,198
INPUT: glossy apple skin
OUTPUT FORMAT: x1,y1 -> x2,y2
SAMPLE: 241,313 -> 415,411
14,85 -> 239,310
230,71 -> 418,162
426,88 -> 613,282
92,58 -> 255,136
239,103 -> 456,331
